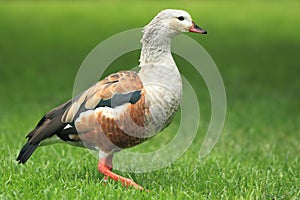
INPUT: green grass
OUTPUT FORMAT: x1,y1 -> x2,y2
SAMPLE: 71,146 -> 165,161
0,1 -> 299,199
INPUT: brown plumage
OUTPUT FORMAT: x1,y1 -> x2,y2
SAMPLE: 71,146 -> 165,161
17,71 -> 144,163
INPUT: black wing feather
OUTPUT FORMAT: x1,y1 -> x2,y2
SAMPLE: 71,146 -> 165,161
17,100 -> 72,164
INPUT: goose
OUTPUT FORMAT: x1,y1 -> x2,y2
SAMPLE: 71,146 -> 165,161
17,9 -> 207,190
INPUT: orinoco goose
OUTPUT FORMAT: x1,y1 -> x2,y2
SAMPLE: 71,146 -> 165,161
17,9 -> 207,190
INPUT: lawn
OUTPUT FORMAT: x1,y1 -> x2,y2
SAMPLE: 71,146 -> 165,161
0,1 -> 299,199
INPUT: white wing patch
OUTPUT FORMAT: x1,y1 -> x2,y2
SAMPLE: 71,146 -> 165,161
63,124 -> 73,129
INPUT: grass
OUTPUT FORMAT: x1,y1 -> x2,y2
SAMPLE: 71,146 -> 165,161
0,1 -> 299,199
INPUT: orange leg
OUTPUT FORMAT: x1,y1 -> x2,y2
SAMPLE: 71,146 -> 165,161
98,155 -> 144,190
103,154 -> 112,182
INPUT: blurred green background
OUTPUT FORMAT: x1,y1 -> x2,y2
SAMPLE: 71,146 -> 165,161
0,1 -> 299,199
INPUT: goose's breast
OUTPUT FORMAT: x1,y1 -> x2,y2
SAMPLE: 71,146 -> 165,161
144,84 -> 182,132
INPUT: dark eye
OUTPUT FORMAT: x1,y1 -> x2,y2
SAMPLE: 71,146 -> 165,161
177,16 -> 185,21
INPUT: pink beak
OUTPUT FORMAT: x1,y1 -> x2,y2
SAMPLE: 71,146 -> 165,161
189,21 -> 207,34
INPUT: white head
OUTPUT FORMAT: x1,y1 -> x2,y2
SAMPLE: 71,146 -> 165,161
140,9 -> 207,66
143,9 -> 207,38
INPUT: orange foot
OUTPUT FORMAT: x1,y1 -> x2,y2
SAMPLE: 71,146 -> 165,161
98,155 -> 145,190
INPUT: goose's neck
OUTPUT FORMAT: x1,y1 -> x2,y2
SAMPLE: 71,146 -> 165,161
139,29 -> 175,66
138,28 -> 182,96
138,27 -> 183,112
